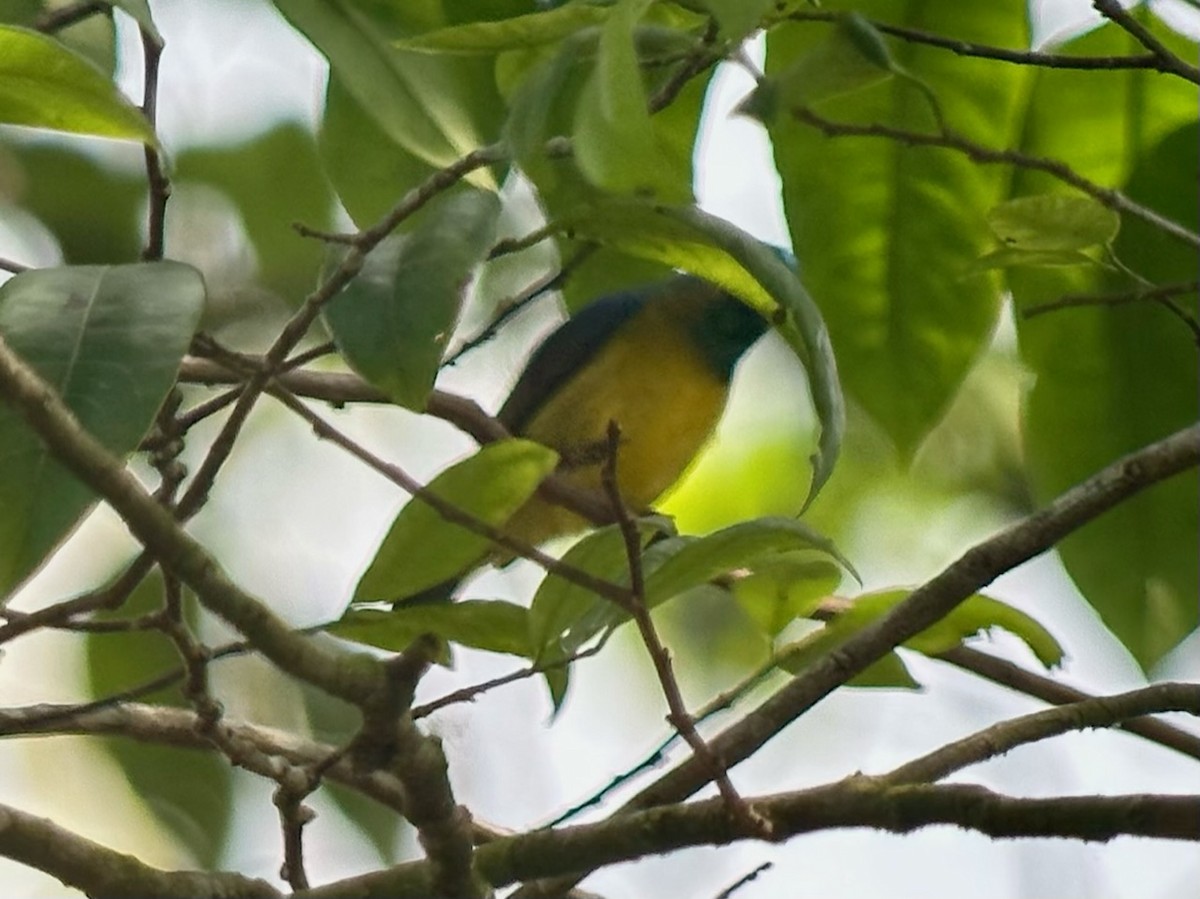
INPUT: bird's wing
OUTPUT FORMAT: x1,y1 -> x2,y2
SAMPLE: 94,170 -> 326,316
498,286 -> 653,434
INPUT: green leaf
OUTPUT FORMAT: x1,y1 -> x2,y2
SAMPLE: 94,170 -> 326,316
0,25 -> 154,144
319,73 -> 436,226
353,439 -> 560,603
175,123 -> 336,303
698,0 -> 772,41
766,0 -> 1030,457
1016,129 -> 1199,668
987,195 -> 1121,252
2,141 -> 143,264
0,263 -> 205,595
778,629 -> 919,690
777,588 -> 1062,688
85,574 -> 234,867
644,516 -> 855,605
731,558 -> 842,638
552,198 -> 845,508
331,600 -> 533,658
272,0 -> 502,185
1009,13 -> 1198,668
572,0 -> 689,201
395,1 -> 610,53
324,188 -> 500,409
853,589 -> 1063,668
969,247 -> 1099,273
527,522 -> 656,664
0,0 -> 117,75
740,13 -> 893,118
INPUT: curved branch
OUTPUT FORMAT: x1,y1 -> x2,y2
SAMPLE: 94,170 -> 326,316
1092,0 -> 1200,84
0,334 -> 386,707
885,682 -> 1200,784
791,108 -> 1200,250
299,782 -> 1200,898
0,802 -> 279,898
627,421 -> 1200,809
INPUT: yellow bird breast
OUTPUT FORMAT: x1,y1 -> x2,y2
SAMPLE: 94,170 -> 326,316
504,307 -> 728,547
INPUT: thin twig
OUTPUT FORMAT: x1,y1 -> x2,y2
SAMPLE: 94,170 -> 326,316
443,245 -> 596,366
600,422 -> 770,840
267,386 -> 635,609
885,682 -> 1200,784
138,26 -> 169,262
712,862 -> 773,899
412,636 -> 610,720
792,107 -> 1200,250
172,143 -> 505,524
0,256 -> 28,274
784,9 -> 1179,75
1022,279 -> 1200,342
1092,0 -> 1200,84
937,645 -> 1200,762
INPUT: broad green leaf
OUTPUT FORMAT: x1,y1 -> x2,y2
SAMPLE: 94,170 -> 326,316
0,0 -> 117,75
699,0 -> 772,40
766,0 -> 1029,457
2,141 -> 143,263
851,589 -> 1063,668
324,188 -> 500,409
527,522 -> 660,664
969,247 -> 1099,274
731,558 -> 842,638
86,574 -> 234,868
777,589 -> 1062,688
778,630 -> 919,689
353,440 -> 559,603
739,13 -> 893,117
552,199 -> 844,508
396,1 -> 609,53
272,0 -> 502,186
572,0 -> 688,201
644,516 -> 856,605
319,74 -> 436,226
176,123 -> 336,303
987,195 -> 1120,252
1016,128 -> 1199,668
332,599 -> 532,658
1010,13 -> 1198,668
0,263 -> 205,595
502,20 -> 708,307
0,25 -> 153,143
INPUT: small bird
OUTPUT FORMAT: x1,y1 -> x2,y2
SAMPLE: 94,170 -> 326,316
403,273 -> 768,603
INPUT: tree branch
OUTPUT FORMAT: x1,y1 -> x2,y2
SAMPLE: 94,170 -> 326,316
300,782 -> 1200,898
791,107 -> 1200,250
626,421 -> 1200,812
0,333 -> 386,707
1092,0 -> 1200,84
885,682 -> 1200,784
784,9 -> 1186,75
0,802 -> 279,898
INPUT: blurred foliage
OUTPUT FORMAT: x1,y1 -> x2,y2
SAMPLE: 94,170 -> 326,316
1,0 -> 1197,886
85,573 -> 234,869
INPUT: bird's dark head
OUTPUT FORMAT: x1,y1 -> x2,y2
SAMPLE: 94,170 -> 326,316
671,276 -> 768,380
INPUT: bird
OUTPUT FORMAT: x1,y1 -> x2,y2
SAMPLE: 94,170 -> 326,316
400,273 -> 768,604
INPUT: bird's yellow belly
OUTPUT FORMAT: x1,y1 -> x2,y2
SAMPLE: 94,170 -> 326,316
504,321 -> 728,548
